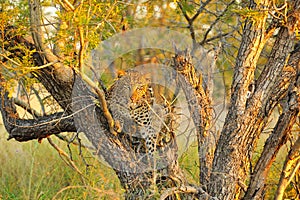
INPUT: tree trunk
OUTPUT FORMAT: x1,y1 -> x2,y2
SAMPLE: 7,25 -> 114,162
243,46 -> 300,199
208,0 -> 299,198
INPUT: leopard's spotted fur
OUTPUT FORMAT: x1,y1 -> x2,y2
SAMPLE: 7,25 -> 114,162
107,69 -> 171,157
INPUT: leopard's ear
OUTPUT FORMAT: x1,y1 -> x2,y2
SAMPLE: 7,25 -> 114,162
174,44 -> 179,54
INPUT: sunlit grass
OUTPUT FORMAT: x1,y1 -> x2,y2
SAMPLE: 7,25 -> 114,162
0,126 -> 122,200
179,141 -> 199,185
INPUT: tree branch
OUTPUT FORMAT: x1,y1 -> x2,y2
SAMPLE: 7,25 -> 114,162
159,185 -> 214,200
29,0 -> 74,84
1,25 -> 74,111
0,94 -> 76,141
172,50 -> 214,188
13,97 -> 41,118
71,75 -> 150,173
178,0 -> 213,47
244,85 -> 299,199
275,136 -> 300,200
199,0 -> 236,46
199,32 -> 232,46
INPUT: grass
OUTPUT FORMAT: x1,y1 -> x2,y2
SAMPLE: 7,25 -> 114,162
179,141 -> 199,185
0,126 -> 123,200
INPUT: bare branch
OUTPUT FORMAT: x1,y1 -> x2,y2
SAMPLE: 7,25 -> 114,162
159,185 -> 204,200
199,32 -> 232,45
178,0 -> 235,48
74,69 -> 117,136
199,0 -> 236,45
177,2 -> 191,22
190,0 -> 214,22
275,137 -> 300,200
13,97 -> 41,118
177,0 -> 213,46
55,134 -> 95,151
31,86 -> 46,115
58,0 -> 75,11
0,88 -> 76,142
7,112 -> 76,142
47,137 -> 86,184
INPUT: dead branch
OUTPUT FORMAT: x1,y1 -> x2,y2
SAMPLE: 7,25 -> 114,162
13,97 -> 41,118
275,137 -> 300,200
0,89 -> 76,142
159,184 -> 218,200
47,137 -> 86,184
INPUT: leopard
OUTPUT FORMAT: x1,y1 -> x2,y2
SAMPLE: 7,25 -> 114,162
107,69 -> 150,133
107,69 -> 171,158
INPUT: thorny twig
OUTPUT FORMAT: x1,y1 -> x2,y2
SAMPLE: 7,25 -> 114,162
47,137 -> 86,184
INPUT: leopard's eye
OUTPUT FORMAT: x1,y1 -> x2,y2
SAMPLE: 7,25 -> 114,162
138,85 -> 145,91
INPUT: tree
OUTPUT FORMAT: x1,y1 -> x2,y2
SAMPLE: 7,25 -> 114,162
0,0 -> 299,199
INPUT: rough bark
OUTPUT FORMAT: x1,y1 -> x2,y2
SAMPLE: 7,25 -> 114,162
172,50 -> 214,189
28,0 -> 74,112
0,72 -> 76,142
243,43 -> 300,199
2,26 -> 74,113
208,0 -> 271,198
68,68 -> 200,199
208,0 -> 299,199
